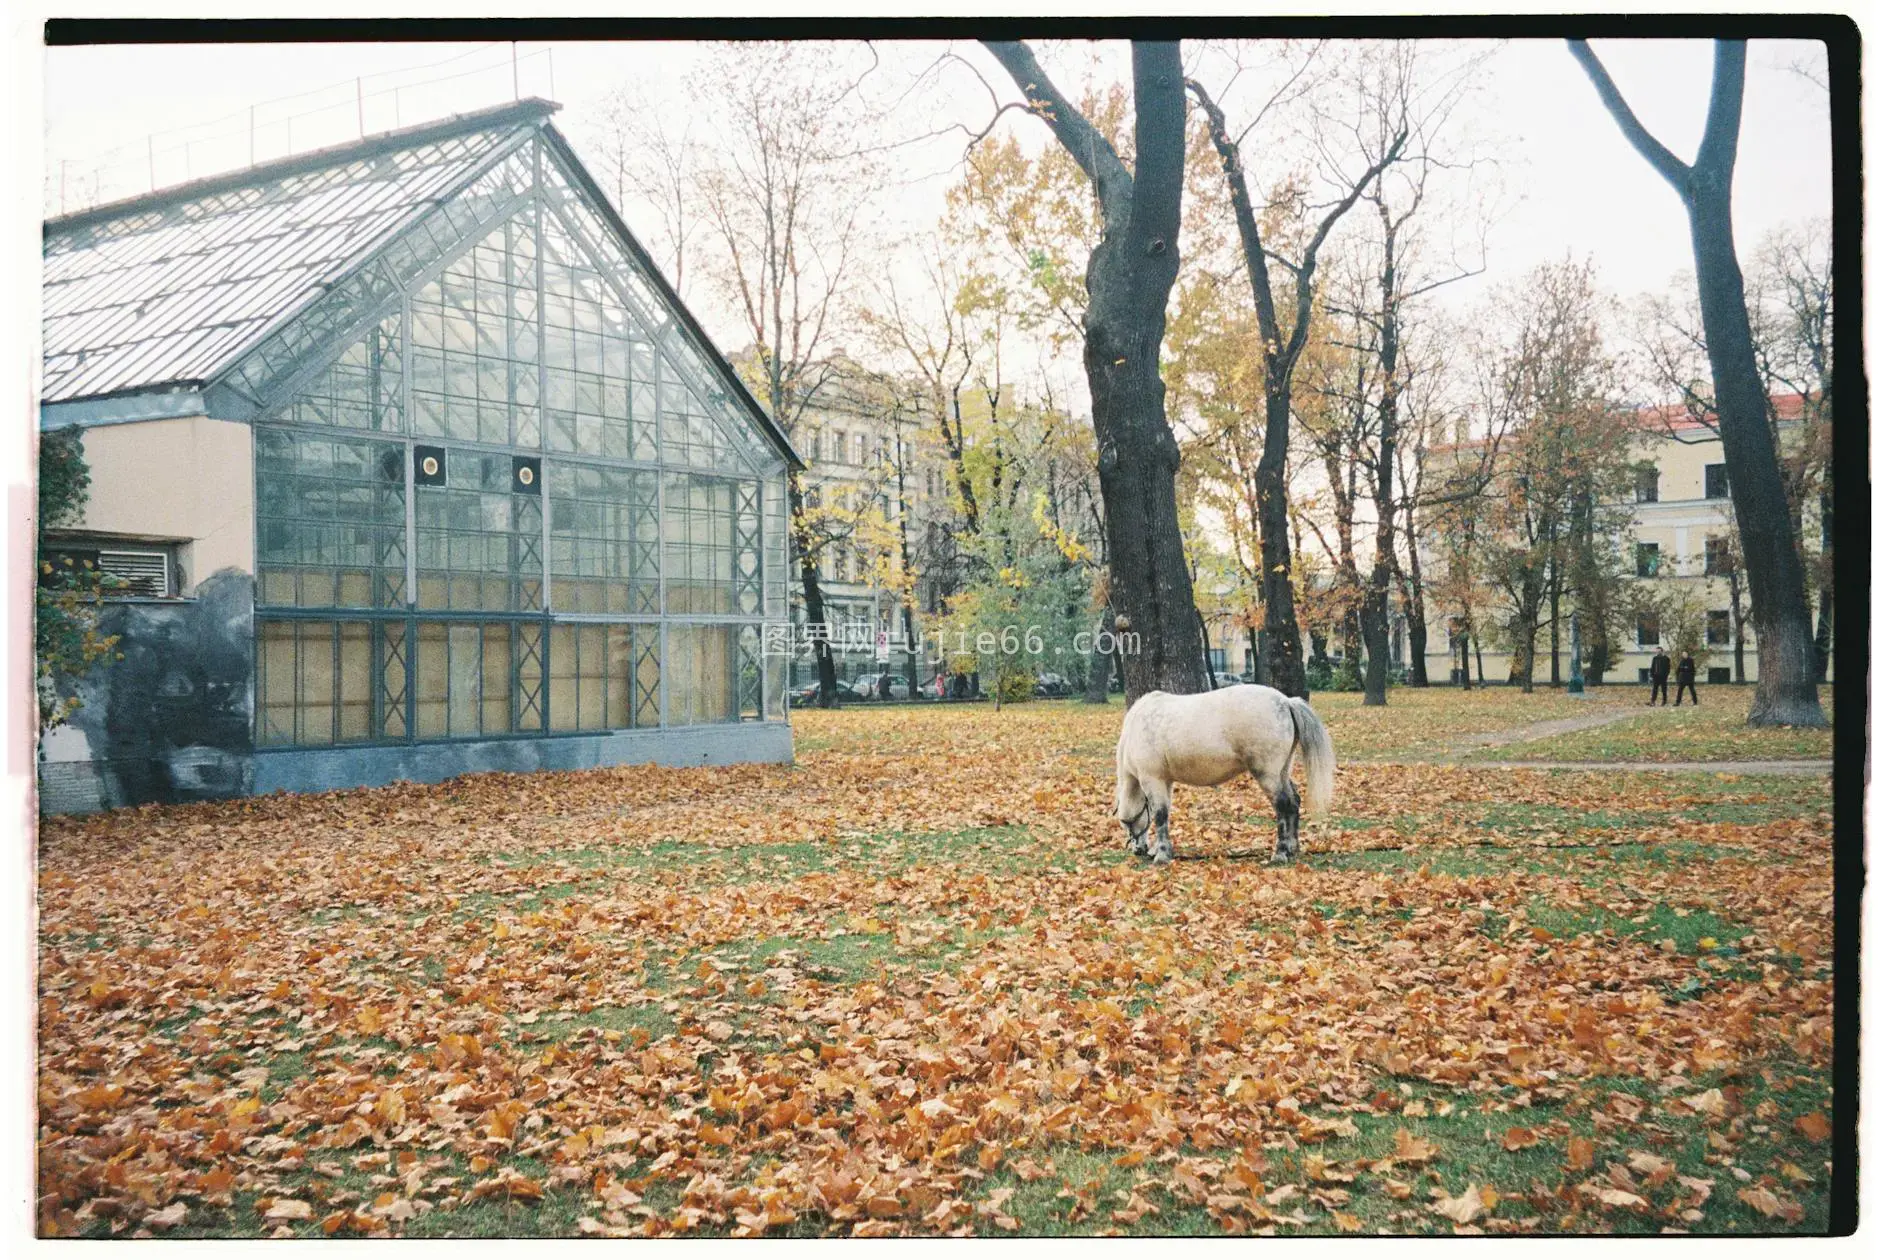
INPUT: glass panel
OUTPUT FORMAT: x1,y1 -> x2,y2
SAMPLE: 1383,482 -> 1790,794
414,451 -> 540,613
448,623 -> 482,737
415,622 -> 449,737
605,625 -> 632,728
546,462 -> 658,614
254,620 -> 383,747
762,479 -> 788,622
482,623 -> 514,733
663,473 -> 739,615
633,625 -> 660,728
737,625 -> 762,720
255,430 -> 406,609
577,624 -> 606,731
257,621 -> 296,747
275,314 -> 404,432
547,623 -> 577,732
381,620 -> 410,739
538,153 -> 766,472
667,624 -> 733,726
338,622 -> 373,741
408,206 -> 542,448
220,136 -> 533,413
516,621 -> 544,732
762,637 -> 785,720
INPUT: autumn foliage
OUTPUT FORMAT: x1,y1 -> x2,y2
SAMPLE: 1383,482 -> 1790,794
38,697 -> 1833,1236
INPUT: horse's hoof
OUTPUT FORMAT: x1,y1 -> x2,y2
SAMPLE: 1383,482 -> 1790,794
1150,851 -> 1172,867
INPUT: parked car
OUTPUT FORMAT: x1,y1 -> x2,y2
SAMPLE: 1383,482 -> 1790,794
790,679 -> 863,705
1033,672 -> 1073,698
856,672 -> 911,701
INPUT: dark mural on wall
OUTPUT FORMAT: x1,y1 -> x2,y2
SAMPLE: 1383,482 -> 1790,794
38,568 -> 254,813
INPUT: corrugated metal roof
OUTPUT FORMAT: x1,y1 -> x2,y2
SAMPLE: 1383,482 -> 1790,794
41,100 -> 557,404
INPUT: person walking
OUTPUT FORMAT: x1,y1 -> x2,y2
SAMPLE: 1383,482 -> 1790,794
1674,653 -> 1699,706
1648,647 -> 1671,706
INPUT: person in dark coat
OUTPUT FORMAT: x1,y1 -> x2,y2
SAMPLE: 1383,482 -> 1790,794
1648,647 -> 1671,705
1675,653 -> 1699,706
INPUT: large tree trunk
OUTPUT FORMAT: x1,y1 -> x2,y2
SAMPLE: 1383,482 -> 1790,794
1730,564 -> 1747,683
1812,487 -> 1833,681
1548,564 -> 1562,686
985,41 -> 1208,705
1361,259 -> 1402,707
789,473 -> 841,707
1397,495 -> 1429,687
1571,38 -> 1824,727
1689,194 -> 1824,722
1405,612 -> 1427,686
1688,190 -> 1822,720
1083,604 -> 1116,703
1256,389 -> 1308,697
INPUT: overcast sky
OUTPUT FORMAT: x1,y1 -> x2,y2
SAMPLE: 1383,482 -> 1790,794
43,36 -> 1833,408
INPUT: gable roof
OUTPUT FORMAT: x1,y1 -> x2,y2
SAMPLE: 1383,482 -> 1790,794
41,98 -> 802,470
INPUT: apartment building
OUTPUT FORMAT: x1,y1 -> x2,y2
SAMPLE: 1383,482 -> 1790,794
1422,396 -> 1820,686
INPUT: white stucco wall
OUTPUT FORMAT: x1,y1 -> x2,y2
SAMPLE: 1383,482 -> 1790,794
67,415 -> 254,587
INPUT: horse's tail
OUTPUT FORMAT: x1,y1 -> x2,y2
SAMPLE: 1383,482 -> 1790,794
1285,697 -> 1336,814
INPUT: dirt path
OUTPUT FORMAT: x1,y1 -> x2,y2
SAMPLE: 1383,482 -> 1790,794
1462,758 -> 1834,775
1437,705 -> 1637,756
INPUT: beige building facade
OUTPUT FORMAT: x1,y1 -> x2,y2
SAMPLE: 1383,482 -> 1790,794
1419,400 -> 1822,687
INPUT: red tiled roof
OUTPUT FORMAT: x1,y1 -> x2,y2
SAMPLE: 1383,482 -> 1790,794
1636,392 -> 1810,434
1429,393 -> 1813,453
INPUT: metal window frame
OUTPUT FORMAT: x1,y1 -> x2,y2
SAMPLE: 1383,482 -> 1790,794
250,133 -> 789,753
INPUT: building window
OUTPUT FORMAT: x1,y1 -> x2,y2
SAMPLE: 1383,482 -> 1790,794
1707,611 -> 1731,646
41,545 -> 175,598
832,430 -> 847,464
548,462 -> 660,615
1705,463 -> 1730,499
853,432 -> 868,465
1634,542 -> 1660,578
1636,613 -> 1661,646
1704,536 -> 1732,576
250,171 -> 780,750
1634,464 -> 1659,503
1708,667 -> 1732,685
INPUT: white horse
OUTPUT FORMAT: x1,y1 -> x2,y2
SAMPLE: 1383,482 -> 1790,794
1114,685 -> 1335,865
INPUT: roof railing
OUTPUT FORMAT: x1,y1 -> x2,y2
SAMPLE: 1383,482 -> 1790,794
49,42 -> 556,218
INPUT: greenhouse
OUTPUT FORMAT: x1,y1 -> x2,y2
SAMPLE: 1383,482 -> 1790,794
37,99 -> 800,813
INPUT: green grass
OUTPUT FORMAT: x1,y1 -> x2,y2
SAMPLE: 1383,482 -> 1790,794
488,825 -> 1070,889
1307,840 -> 1768,880
1480,690 -> 1835,764
1526,900 -> 1748,954
524,1002 -> 677,1043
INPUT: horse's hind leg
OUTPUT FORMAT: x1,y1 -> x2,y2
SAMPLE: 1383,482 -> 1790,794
1251,759 -> 1301,862
1272,781 -> 1301,862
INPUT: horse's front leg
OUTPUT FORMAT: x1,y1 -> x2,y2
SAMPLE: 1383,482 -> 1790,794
1149,791 -> 1174,866
1273,781 -> 1301,862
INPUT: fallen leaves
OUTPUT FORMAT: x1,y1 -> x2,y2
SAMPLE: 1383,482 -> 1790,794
33,701 -> 1836,1238
1431,1183 -> 1487,1225
1737,1185 -> 1804,1223
1793,1112 -> 1831,1142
